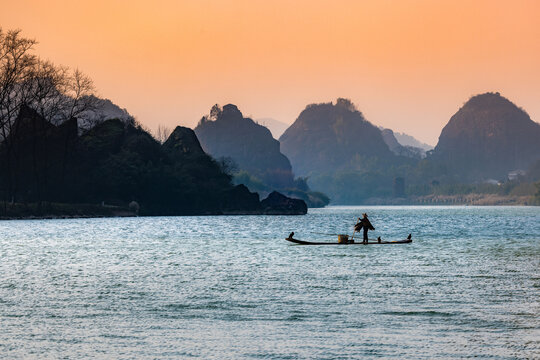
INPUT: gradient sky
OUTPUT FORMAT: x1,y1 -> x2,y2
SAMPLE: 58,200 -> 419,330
2,0 -> 539,144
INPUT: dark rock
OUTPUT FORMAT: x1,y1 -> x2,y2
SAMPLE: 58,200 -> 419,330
260,191 -> 307,215
162,126 -> 206,157
222,184 -> 261,213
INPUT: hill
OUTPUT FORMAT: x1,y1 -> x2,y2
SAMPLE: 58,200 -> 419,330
78,96 -> 135,130
429,92 -> 540,181
0,106 -> 307,216
279,98 -> 396,176
393,131 -> 433,151
380,128 -> 425,159
195,104 -> 295,189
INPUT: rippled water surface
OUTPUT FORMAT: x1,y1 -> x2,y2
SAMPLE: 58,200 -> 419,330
1,206 -> 539,359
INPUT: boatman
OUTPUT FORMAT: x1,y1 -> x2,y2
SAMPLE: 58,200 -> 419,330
354,213 -> 375,244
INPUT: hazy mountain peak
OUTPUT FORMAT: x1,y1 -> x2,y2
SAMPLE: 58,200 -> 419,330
279,99 -> 394,175
78,95 -> 134,130
392,132 -> 433,151
221,104 -> 243,119
256,118 -> 289,139
195,104 -> 294,188
430,92 -> 540,180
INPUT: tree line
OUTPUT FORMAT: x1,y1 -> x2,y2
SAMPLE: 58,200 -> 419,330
0,28 -> 97,207
0,28 -> 265,215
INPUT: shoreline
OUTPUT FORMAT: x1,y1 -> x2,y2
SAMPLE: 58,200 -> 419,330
0,202 -> 308,220
2,201 -> 538,220
362,194 -> 535,206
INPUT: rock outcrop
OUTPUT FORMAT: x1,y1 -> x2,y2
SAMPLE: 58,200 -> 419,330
162,126 -> 206,157
260,191 -> 308,215
222,184 -> 261,213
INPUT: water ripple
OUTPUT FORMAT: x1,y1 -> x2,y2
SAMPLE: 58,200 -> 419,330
0,206 -> 538,359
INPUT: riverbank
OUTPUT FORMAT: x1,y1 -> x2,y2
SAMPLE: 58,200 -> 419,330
0,202 -> 137,220
364,194 -> 536,206
0,193 -> 308,219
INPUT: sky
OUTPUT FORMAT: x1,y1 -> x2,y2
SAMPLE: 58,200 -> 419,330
1,0 -> 539,145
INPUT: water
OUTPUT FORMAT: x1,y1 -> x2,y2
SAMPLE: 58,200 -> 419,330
0,206 -> 539,359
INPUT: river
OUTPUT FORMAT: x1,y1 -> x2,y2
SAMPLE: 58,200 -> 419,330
1,206 -> 539,359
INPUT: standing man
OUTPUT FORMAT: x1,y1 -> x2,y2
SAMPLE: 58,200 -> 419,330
354,213 -> 375,244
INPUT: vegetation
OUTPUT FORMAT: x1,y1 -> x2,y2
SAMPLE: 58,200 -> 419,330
0,108 -> 266,215
429,92 -> 540,181
279,96 -> 540,204
195,104 -> 294,189
0,28 -> 307,216
196,104 -> 330,207
1,29 -> 538,208
231,171 -> 329,207
280,99 -> 395,176
533,182 -> 540,205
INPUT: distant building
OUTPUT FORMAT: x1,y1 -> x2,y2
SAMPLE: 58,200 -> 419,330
508,170 -> 526,181
484,179 -> 500,185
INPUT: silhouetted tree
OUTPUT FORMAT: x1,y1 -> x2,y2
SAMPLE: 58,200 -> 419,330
0,28 -> 38,205
0,28 -> 96,206
154,124 -> 171,144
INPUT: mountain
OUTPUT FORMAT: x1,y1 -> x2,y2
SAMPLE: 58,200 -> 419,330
380,128 -> 424,159
256,118 -> 290,139
162,125 -> 206,157
77,96 -> 135,130
0,106 -> 307,216
393,131 -> 433,151
429,92 -> 540,181
194,104 -> 295,189
279,98 -> 395,176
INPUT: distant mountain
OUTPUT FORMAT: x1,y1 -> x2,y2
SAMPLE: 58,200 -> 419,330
78,96 -> 134,130
430,92 -> 540,180
380,128 -> 424,159
256,118 -> 290,139
279,98 -> 395,176
393,131 -> 433,151
194,104 -> 295,188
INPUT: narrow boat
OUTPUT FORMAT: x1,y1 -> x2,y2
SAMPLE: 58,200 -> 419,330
285,236 -> 412,245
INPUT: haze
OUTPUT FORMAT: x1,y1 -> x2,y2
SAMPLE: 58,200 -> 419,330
2,0 -> 539,145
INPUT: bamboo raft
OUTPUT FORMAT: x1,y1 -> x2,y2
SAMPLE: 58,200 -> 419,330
285,235 -> 412,245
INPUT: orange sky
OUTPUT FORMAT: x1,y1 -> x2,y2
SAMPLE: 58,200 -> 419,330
2,0 -> 539,144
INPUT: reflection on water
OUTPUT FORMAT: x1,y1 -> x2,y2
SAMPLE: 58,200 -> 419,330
0,206 -> 539,358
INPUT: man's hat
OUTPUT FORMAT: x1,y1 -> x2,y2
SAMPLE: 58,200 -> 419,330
362,213 -> 368,217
